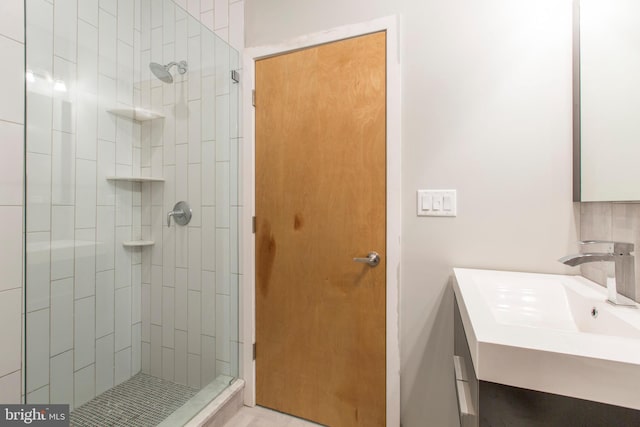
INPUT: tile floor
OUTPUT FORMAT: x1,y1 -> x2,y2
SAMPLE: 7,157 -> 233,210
70,373 -> 198,426
224,406 -> 323,427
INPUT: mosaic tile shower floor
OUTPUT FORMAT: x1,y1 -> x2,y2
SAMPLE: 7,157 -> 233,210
70,373 -> 199,427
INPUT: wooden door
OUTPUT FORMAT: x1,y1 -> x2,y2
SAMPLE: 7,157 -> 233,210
255,32 -> 386,427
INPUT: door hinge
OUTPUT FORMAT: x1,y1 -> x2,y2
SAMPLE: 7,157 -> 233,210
231,69 -> 240,83
253,343 -> 256,360
252,216 -> 256,233
252,89 -> 256,107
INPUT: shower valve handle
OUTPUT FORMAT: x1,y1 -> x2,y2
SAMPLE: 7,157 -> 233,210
167,209 -> 184,227
167,201 -> 192,227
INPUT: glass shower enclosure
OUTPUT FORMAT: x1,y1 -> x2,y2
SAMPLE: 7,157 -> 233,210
24,0 -> 239,425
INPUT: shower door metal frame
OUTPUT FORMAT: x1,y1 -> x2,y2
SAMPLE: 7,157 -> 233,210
241,15 -> 402,427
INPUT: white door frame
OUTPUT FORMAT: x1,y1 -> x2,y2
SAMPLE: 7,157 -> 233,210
241,16 -> 401,426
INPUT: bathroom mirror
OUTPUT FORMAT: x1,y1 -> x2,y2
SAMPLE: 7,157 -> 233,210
574,0 -> 640,201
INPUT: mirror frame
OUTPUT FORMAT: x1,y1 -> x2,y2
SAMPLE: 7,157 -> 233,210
572,0 -> 581,201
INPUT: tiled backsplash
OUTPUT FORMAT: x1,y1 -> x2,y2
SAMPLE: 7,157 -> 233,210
580,202 -> 640,301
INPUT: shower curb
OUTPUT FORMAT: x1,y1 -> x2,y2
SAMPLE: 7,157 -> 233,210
185,378 -> 245,427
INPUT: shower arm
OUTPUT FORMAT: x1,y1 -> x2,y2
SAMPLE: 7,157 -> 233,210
165,61 -> 188,74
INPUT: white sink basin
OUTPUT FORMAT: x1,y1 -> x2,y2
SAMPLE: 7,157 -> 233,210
478,272 -> 640,339
454,268 -> 640,410
564,285 -> 640,340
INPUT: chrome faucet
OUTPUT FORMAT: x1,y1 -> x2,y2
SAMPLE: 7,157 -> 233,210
559,240 -> 637,307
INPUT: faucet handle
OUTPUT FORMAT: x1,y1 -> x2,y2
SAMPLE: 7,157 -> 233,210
166,201 -> 192,228
579,240 -> 634,255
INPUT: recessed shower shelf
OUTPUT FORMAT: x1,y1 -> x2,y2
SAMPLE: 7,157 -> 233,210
106,176 -> 165,183
107,107 -> 164,122
122,240 -> 155,247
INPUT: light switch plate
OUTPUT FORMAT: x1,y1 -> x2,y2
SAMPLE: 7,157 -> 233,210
417,189 -> 457,217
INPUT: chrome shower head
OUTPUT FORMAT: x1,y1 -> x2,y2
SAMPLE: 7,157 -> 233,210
149,60 -> 189,83
149,62 -> 173,83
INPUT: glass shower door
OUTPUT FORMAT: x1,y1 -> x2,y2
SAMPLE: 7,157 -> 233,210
24,0 -> 239,424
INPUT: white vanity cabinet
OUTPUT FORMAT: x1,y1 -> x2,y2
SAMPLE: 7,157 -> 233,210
453,276 -> 640,427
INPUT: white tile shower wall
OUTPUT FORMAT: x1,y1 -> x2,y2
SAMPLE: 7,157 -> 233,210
139,0 -> 243,388
0,0 -> 24,405
171,0 -> 244,52
24,0 -> 142,407
0,0 -> 244,405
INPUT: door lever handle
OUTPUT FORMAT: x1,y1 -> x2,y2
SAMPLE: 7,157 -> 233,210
353,252 -> 380,267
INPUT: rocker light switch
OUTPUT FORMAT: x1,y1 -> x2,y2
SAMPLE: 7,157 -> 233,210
432,195 -> 443,211
417,190 -> 457,217
443,195 -> 452,211
421,194 -> 432,211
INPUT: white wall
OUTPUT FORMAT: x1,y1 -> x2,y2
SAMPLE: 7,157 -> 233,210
245,1 -> 579,425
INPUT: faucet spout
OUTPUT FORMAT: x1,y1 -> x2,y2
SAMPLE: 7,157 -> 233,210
558,253 -> 616,266
559,241 -> 637,308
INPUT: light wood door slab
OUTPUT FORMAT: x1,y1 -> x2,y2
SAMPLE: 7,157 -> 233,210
255,31 -> 387,427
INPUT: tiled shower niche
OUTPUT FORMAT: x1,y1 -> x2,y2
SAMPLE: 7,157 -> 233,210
24,0 -> 239,419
